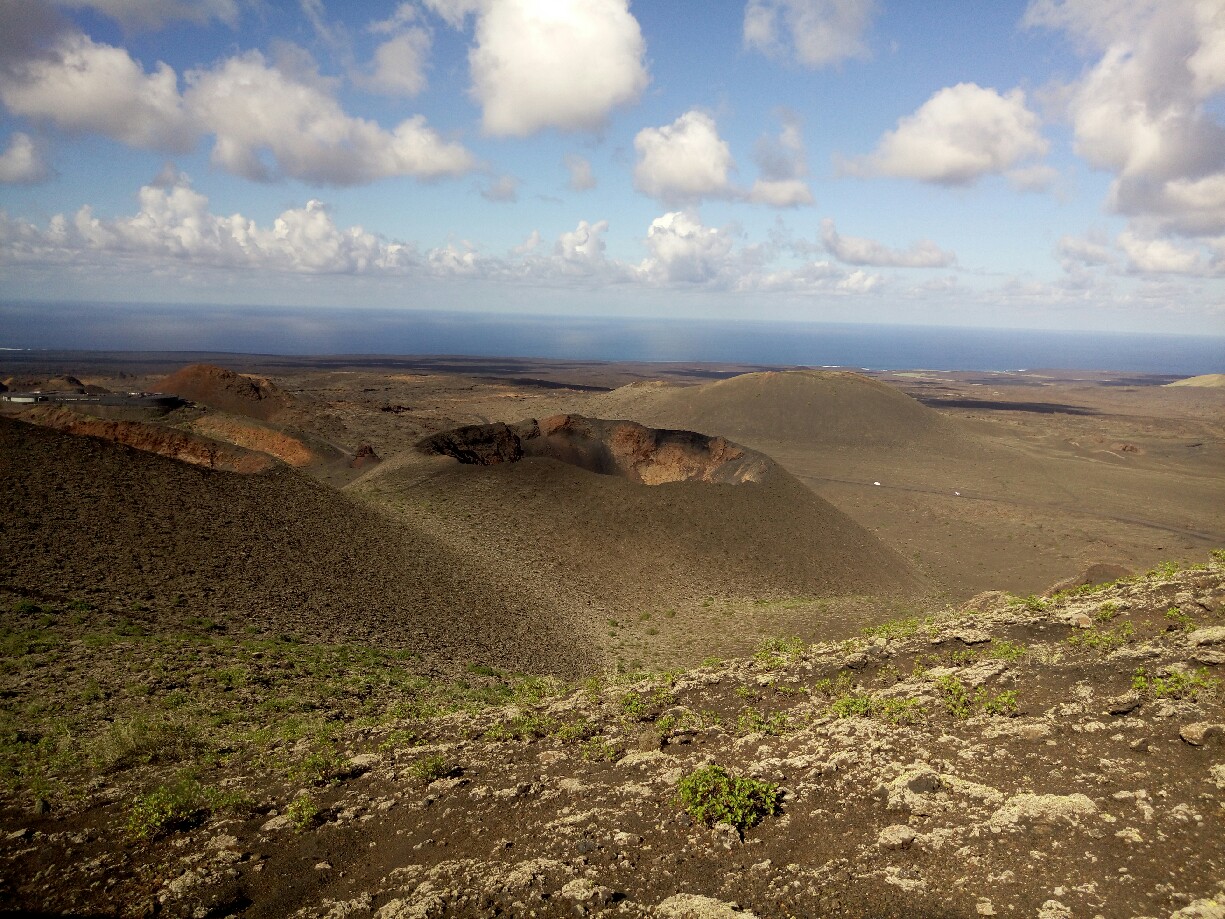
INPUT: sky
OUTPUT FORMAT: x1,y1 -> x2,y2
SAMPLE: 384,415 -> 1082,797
0,0 -> 1224,337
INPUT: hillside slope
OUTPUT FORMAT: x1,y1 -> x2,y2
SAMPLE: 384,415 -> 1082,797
357,415 -> 922,617
588,370 -> 953,452
0,416 -> 596,675
1,555 -> 1222,918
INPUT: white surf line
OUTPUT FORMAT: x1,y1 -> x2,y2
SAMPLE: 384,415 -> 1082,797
793,472 -> 1225,545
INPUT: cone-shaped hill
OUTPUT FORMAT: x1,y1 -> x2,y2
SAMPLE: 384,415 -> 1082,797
0,416 -> 597,676
587,370 -> 953,452
156,363 -> 297,421
358,414 -> 921,614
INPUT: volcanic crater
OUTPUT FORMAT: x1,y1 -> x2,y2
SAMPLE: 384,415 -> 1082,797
417,413 -> 773,485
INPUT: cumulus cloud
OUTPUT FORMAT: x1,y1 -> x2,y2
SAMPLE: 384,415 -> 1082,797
54,0 -> 240,29
639,211 -> 736,284
846,83 -> 1048,186
0,132 -> 51,184
744,0 -> 876,69
460,0 -> 648,136
748,113 -> 813,206
555,219 -> 608,267
820,218 -> 955,267
1118,231 -> 1209,276
0,173 -> 416,273
1025,0 -> 1225,257
0,31 -> 195,151
564,153 -> 597,191
364,27 -> 431,97
185,51 -> 476,185
634,111 -> 736,203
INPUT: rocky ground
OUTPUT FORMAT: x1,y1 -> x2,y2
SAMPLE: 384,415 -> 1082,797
2,554 -> 1223,918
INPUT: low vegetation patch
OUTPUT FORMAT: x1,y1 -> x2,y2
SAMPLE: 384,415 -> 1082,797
676,765 -> 781,832
934,675 -> 1018,718
1132,667 -> 1220,701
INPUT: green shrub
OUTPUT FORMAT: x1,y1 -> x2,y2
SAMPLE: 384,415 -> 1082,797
676,765 -> 781,832
1067,621 -> 1134,651
934,675 -> 1017,718
286,794 -> 318,832
986,641 -> 1027,662
753,637 -> 805,670
829,692 -> 924,724
1132,667 -> 1219,701
127,780 -> 209,839
409,753 -> 455,784
735,708 -> 792,736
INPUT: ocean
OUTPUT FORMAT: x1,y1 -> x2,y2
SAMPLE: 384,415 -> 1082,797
1,301 -> 1222,375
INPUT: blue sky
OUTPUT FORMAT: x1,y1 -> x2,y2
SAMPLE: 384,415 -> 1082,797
0,0 -> 1223,336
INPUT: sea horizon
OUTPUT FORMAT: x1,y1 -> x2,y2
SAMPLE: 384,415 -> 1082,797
1,301 -> 1223,376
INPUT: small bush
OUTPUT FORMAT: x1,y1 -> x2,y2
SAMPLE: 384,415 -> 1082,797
753,637 -> 805,670
580,738 -> 618,762
934,675 -> 1017,718
409,753 -> 455,784
1132,667 -> 1219,701
829,692 -> 923,725
127,780 -> 209,839
986,641 -> 1027,662
735,708 -> 792,736
286,794 -> 318,832
1165,607 -> 1197,631
676,765 -> 781,832
1067,621 -> 1134,651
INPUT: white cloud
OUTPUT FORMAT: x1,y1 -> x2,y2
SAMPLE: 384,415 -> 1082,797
564,153 -> 597,191
185,51 -> 476,185
365,28 -> 431,97
1006,163 -> 1059,192
639,211 -> 736,284
847,83 -> 1049,186
634,111 -> 736,203
744,0 -> 876,69
511,229 -> 541,256
555,219 -> 608,267
1055,233 -> 1117,269
820,218 -> 955,267
54,0 -> 239,29
1118,231 -> 1207,275
464,0 -> 648,136
0,133 -> 51,184
0,31 -> 195,151
0,173 -> 416,274
479,174 -> 518,202
748,113 -> 813,206
420,0 -> 483,29
1025,0 -> 1225,265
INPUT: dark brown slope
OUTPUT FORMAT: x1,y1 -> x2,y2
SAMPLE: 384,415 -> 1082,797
0,416 -> 596,676
364,419 -> 922,613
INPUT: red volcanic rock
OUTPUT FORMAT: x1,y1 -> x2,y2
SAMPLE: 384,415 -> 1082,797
418,414 -> 772,486
156,364 -> 295,421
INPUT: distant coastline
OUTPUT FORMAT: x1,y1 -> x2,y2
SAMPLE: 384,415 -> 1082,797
2,301 -> 1223,375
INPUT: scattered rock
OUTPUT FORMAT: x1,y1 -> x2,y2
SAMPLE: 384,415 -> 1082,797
1179,723 -> 1225,747
877,825 -> 917,851
655,893 -> 759,918
1170,899 -> 1225,919
987,793 -> 1097,831
1037,900 -> 1072,919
